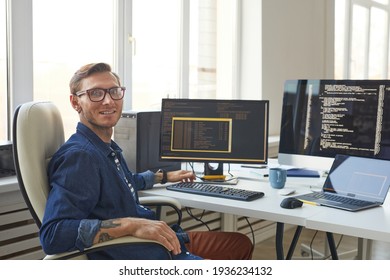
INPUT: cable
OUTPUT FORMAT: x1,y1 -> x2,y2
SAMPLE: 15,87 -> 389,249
227,163 -> 234,178
309,230 -> 319,260
307,231 -> 345,260
243,217 -> 256,254
188,162 -> 202,179
185,207 -> 211,231
324,234 -> 344,260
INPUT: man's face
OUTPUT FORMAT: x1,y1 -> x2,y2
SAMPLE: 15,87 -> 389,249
71,71 -> 123,137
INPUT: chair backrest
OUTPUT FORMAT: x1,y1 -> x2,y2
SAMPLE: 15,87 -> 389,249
12,101 -> 64,228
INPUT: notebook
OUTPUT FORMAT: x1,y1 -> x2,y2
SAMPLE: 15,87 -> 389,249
293,154 -> 390,211
287,168 -> 320,178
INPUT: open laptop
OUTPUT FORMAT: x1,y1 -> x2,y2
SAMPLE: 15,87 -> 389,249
294,154 -> 390,211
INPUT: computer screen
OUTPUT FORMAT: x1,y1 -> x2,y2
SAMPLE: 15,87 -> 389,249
160,99 -> 269,176
114,111 -> 181,173
278,79 -> 390,171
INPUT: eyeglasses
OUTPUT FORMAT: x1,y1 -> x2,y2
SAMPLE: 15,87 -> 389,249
74,86 -> 126,102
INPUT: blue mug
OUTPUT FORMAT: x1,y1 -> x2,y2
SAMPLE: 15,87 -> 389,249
269,168 -> 287,189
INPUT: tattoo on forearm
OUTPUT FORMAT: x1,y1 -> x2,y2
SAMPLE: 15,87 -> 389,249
98,233 -> 114,243
97,219 -> 121,243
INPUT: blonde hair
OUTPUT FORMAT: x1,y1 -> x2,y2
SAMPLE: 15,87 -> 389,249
69,62 -> 121,95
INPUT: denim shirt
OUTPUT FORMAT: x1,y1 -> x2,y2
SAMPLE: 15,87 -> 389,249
39,122 -> 164,259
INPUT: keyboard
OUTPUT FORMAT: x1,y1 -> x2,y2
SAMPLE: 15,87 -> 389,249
311,192 -> 374,207
166,182 -> 264,201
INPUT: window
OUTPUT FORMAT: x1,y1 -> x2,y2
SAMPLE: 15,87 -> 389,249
0,0 -> 7,140
131,0 -> 180,110
131,0 -> 220,110
189,0 -> 217,99
335,0 -> 390,79
6,0 -> 241,141
33,0 -> 115,138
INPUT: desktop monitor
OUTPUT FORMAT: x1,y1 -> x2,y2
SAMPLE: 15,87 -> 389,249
278,79 -> 390,172
114,111 -> 181,173
159,98 -> 269,176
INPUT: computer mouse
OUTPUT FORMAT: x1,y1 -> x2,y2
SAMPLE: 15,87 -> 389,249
278,188 -> 296,196
280,197 -> 303,209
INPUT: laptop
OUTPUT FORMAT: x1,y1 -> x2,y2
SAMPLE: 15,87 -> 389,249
294,154 -> 390,211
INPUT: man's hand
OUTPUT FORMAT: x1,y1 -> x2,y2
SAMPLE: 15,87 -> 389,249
167,170 -> 196,183
93,218 -> 181,255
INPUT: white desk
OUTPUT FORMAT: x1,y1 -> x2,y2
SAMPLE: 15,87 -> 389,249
140,164 -> 390,260
140,166 -> 330,259
305,198 -> 390,259
141,173 -> 324,225
306,200 -> 390,243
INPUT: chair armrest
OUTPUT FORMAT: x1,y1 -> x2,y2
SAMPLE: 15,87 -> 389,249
139,196 -> 181,209
44,196 -> 182,260
139,196 -> 182,225
44,236 -> 169,260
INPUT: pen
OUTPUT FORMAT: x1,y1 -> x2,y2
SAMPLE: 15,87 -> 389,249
298,199 -> 320,206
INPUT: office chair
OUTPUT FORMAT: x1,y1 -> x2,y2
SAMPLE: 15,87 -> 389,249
12,101 -> 182,259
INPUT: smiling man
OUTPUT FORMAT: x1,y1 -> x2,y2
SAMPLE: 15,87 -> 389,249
39,63 -> 253,260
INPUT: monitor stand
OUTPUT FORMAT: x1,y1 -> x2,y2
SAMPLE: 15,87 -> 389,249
204,162 -> 224,176
200,162 -> 238,185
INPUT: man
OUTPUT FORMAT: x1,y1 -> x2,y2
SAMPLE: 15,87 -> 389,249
39,62 -> 253,260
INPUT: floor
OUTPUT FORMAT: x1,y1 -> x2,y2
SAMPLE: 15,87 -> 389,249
251,227 -> 359,260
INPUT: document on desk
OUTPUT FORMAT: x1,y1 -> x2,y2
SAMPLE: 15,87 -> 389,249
285,168 -> 320,178
253,169 -> 320,178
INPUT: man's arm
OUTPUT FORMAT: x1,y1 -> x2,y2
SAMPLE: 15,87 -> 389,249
93,217 -> 181,255
153,169 -> 196,184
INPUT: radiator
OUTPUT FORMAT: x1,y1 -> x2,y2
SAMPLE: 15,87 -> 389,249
0,180 -> 45,260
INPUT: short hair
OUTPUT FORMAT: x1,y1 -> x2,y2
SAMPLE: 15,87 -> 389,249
69,62 -> 121,95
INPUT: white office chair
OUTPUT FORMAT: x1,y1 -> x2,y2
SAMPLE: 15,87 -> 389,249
12,101 -> 182,259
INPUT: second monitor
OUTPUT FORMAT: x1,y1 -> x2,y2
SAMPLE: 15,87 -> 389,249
278,79 -> 390,172
159,98 -> 269,178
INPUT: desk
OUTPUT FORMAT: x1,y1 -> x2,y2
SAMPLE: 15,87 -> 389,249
305,199 -> 390,259
140,164 -> 390,260
140,165 -> 328,259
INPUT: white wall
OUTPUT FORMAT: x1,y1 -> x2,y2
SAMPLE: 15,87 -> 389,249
239,0 -> 335,135
240,0 -> 262,101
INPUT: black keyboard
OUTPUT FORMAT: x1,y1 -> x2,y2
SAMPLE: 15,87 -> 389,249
312,192 -> 374,207
166,182 -> 264,201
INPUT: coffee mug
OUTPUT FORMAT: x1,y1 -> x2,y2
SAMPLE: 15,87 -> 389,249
269,167 -> 287,189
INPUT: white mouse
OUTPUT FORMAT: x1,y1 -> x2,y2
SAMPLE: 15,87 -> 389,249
278,188 -> 296,196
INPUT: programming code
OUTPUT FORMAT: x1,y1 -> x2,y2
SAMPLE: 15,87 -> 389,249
171,117 -> 232,153
160,99 -> 269,163
318,83 -> 385,155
